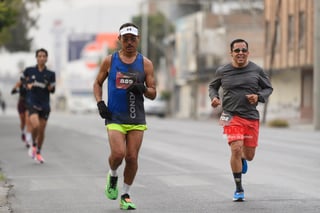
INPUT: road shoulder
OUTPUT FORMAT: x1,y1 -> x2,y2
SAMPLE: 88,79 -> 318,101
0,169 -> 11,213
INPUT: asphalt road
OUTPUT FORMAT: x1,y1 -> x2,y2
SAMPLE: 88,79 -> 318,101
1,110 -> 320,213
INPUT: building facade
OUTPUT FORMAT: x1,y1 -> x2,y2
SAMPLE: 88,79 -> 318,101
144,0 -> 266,120
264,0 -> 314,122
173,8 -> 265,119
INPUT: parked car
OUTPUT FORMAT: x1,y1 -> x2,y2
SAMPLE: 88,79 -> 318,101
144,97 -> 167,118
67,90 -> 97,114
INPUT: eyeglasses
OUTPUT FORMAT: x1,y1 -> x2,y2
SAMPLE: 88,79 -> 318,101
122,37 -> 137,42
233,48 -> 248,53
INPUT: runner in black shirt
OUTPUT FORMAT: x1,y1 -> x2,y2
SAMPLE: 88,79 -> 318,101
23,48 -> 56,163
11,73 -> 31,147
209,39 -> 273,201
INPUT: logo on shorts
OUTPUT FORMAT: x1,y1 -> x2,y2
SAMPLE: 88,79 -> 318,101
223,126 -> 253,140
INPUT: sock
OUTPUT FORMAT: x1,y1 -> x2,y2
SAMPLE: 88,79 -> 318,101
233,172 -> 243,192
122,183 -> 131,195
21,129 -> 25,141
109,169 -> 118,177
25,132 -> 32,144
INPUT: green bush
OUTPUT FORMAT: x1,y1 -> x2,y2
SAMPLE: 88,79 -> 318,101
0,172 -> 4,182
160,90 -> 171,101
268,119 -> 289,128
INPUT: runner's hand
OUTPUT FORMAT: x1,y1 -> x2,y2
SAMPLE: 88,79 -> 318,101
44,79 -> 49,86
97,101 -> 112,119
246,94 -> 258,105
128,83 -> 146,94
43,74 -> 50,87
211,97 -> 221,108
11,88 -> 18,94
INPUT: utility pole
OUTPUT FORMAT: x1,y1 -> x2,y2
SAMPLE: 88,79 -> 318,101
262,0 -> 281,124
191,25 -> 199,120
314,0 -> 320,130
52,19 -> 64,83
141,0 -> 149,57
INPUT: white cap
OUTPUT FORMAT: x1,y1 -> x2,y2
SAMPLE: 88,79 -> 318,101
119,26 -> 139,36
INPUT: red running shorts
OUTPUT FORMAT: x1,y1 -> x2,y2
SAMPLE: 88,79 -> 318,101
223,115 -> 260,147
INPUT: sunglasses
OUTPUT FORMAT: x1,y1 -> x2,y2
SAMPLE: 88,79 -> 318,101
122,37 -> 137,42
233,48 -> 248,53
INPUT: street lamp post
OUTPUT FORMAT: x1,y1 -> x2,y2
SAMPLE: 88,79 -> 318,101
314,0 -> 320,130
141,0 -> 149,57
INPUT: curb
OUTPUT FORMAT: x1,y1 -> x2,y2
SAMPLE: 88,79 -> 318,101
0,168 -> 11,213
0,182 -> 10,213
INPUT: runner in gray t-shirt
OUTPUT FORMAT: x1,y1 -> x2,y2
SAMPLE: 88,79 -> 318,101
208,38 -> 273,201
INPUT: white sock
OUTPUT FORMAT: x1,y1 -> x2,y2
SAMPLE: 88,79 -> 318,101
122,183 -> 131,195
25,132 -> 32,144
109,169 -> 118,177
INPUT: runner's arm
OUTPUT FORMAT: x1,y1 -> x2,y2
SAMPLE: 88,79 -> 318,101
143,57 -> 156,100
93,55 -> 111,102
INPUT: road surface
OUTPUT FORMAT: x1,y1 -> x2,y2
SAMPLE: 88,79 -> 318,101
1,110 -> 320,212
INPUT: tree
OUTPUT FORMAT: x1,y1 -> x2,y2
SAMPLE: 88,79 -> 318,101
0,0 -> 42,52
132,11 -> 175,70
0,0 -> 17,32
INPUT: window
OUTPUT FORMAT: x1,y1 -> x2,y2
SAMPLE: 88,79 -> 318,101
288,15 -> 294,49
265,21 -> 270,52
298,12 -> 305,48
275,20 -> 280,50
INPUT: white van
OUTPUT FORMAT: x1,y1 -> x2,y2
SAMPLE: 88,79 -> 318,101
67,90 -> 97,114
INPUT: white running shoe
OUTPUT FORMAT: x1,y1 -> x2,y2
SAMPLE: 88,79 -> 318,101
28,146 -> 36,159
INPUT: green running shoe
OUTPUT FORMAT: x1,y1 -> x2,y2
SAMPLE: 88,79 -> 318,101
120,193 -> 136,210
105,174 -> 118,200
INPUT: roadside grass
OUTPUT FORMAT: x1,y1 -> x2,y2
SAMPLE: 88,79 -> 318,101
268,118 -> 289,128
0,172 -> 5,182
0,166 -> 5,182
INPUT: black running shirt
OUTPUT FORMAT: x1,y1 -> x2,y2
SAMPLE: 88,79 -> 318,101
23,65 -> 56,111
208,61 -> 273,120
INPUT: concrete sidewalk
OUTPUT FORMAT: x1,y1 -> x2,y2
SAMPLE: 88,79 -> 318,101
0,110 -> 15,213
0,176 -> 11,213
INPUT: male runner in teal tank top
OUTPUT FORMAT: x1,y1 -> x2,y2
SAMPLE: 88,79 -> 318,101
93,22 -> 157,210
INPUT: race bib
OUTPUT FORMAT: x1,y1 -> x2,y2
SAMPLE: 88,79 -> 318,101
219,112 -> 232,126
116,72 -> 137,89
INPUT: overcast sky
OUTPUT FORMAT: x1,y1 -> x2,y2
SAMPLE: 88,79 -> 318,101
30,0 -> 142,50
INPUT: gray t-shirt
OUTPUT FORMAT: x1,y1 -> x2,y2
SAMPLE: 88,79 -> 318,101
208,61 -> 273,120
